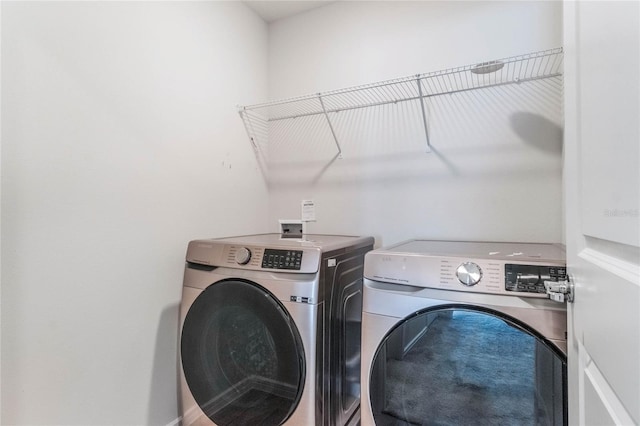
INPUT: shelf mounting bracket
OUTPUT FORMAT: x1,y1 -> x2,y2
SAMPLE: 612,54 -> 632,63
416,75 -> 431,152
318,94 -> 342,158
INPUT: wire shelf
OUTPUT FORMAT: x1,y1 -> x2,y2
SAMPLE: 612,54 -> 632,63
239,47 -> 563,161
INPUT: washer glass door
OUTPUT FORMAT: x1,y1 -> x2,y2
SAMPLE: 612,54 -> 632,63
181,279 -> 305,426
369,307 -> 566,425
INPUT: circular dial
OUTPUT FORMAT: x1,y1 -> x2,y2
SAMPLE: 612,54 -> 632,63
234,247 -> 252,265
456,262 -> 482,286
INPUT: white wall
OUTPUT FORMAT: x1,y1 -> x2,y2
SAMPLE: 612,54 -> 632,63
0,1 -> 3,419
1,2 -> 268,424
0,1 -> 566,423
266,1 -> 564,247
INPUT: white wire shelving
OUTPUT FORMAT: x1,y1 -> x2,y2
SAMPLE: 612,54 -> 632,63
238,47 -> 563,160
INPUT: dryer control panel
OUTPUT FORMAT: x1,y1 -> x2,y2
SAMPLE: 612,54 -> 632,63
505,264 -> 567,295
435,258 -> 567,298
364,240 -> 566,299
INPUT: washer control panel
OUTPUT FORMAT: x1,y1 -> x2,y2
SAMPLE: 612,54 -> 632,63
261,249 -> 303,270
226,246 -> 311,272
234,247 -> 252,265
186,240 -> 319,273
230,247 -> 303,270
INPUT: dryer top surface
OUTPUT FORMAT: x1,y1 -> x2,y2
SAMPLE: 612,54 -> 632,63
383,239 -> 565,263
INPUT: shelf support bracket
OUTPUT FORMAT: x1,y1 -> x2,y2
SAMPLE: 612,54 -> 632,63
238,107 -> 269,182
318,94 -> 343,158
416,75 -> 431,152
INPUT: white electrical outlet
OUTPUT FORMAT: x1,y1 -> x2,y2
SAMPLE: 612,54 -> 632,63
279,219 -> 304,238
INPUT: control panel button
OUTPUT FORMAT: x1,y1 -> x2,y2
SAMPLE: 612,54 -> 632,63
456,262 -> 482,286
234,247 -> 252,265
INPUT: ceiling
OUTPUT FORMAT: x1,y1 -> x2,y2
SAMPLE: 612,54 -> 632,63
244,1 -> 335,23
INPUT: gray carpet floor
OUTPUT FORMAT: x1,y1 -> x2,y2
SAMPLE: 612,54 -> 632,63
379,310 -> 542,426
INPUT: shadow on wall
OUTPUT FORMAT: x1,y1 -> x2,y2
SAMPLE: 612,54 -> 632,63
510,112 -> 563,155
148,303 -> 180,425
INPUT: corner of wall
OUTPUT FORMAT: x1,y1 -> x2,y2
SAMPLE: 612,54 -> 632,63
0,0 -> 4,419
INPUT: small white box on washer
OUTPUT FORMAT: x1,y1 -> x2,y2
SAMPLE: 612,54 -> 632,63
279,219 -> 305,238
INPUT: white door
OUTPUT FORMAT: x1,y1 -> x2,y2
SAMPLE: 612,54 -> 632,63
564,1 -> 640,425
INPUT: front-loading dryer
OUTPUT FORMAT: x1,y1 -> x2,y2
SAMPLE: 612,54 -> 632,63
361,240 -> 568,426
179,234 -> 373,426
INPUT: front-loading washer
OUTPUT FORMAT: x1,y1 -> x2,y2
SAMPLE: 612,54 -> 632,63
179,233 -> 374,426
361,240 -> 568,426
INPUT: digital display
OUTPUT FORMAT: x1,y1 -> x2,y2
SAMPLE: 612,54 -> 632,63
505,264 -> 567,294
262,249 -> 303,270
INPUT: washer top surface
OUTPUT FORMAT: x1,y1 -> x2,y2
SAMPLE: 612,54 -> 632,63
211,233 -> 373,252
186,233 -> 373,272
383,239 -> 565,262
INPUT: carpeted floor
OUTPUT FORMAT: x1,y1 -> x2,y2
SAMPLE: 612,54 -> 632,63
378,310 -> 543,426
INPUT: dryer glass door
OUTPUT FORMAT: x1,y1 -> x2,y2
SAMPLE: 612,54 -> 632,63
369,307 -> 566,425
181,279 -> 305,426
